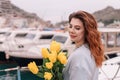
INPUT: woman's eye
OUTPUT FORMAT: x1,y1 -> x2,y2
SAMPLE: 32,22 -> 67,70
75,27 -> 80,30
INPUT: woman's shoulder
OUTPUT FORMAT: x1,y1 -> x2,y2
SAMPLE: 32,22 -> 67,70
70,44 -> 93,63
75,44 -> 91,56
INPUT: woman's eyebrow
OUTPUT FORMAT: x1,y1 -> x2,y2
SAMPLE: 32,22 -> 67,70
74,25 -> 81,27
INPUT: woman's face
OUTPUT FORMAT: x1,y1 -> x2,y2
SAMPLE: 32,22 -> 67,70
68,18 -> 85,45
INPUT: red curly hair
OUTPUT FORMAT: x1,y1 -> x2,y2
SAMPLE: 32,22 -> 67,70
69,11 -> 104,67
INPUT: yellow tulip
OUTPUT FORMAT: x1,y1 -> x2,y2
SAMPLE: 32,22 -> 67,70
48,53 -> 57,63
51,50 -> 57,57
45,62 -> 53,69
44,72 -> 53,80
50,41 -> 61,53
28,61 -> 39,74
58,52 -> 67,64
41,48 -> 49,58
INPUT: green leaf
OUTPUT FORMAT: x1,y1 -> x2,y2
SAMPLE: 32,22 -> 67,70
38,66 -> 44,72
58,50 -> 62,54
36,72 -> 44,78
58,72 -> 63,80
43,58 -> 49,66
43,58 -> 46,65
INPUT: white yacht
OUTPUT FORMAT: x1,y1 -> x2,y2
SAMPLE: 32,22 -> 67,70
99,54 -> 120,80
5,32 -> 75,59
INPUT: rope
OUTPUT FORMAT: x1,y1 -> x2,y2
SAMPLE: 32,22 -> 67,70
0,66 -> 28,72
100,62 -> 120,80
112,63 -> 120,80
100,68 -> 109,79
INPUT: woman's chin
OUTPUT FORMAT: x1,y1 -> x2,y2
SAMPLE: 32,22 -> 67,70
71,39 -> 75,42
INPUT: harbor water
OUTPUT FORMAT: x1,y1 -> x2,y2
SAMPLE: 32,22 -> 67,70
0,62 -> 43,80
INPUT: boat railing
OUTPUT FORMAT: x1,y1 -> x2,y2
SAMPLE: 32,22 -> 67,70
0,66 -> 28,80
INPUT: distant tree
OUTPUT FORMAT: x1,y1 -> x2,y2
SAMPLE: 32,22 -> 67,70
104,19 -> 114,26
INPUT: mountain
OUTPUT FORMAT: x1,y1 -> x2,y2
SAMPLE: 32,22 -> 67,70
93,6 -> 120,25
56,6 -> 120,27
0,0 -> 52,28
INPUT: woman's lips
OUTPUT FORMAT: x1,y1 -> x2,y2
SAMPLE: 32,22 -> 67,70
70,35 -> 76,39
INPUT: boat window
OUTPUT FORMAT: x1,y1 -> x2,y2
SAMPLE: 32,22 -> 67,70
39,35 -> 53,39
25,33 -> 36,40
52,35 -> 67,44
0,32 -> 6,34
15,33 -> 27,38
106,53 -> 118,59
5,32 -> 11,36
107,33 -> 115,47
101,33 -> 105,45
0,32 -> 6,36
117,33 -> 120,47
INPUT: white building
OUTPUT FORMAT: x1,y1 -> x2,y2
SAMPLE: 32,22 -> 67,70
107,20 -> 120,28
97,21 -> 105,27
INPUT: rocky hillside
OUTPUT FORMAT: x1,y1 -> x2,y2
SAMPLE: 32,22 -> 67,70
56,6 -> 120,27
93,6 -> 120,25
0,0 -> 52,27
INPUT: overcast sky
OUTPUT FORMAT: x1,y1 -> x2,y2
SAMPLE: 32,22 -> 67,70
11,0 -> 120,23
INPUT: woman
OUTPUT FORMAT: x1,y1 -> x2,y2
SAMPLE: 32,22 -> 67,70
63,10 -> 104,80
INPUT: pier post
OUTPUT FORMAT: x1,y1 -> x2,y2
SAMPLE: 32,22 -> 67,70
17,66 -> 21,80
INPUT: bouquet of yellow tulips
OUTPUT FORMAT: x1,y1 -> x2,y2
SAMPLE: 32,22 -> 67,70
28,41 -> 68,80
